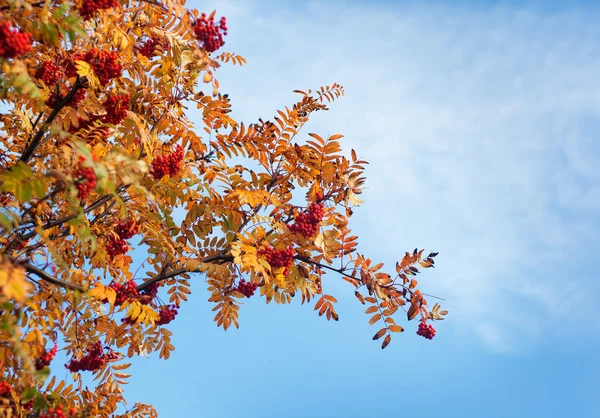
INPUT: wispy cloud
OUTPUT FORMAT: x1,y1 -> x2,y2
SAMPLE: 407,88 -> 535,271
200,0 -> 600,351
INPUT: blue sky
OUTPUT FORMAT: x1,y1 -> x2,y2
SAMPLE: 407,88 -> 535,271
3,0 -> 598,416
114,1 -> 600,416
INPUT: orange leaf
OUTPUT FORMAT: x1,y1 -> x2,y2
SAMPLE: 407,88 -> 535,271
324,295 -> 337,303
314,296 -> 325,311
372,328 -> 386,340
369,313 -> 381,325
407,302 -> 419,321
388,325 -> 404,333
381,334 -> 391,349
354,291 -> 365,305
365,306 -> 378,314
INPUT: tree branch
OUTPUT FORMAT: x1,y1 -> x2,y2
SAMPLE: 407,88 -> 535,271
20,77 -> 87,163
136,252 -> 233,291
6,255 -> 85,292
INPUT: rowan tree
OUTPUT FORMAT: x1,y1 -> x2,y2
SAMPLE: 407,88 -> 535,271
0,1 -> 447,416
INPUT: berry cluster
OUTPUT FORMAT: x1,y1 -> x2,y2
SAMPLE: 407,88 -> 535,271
65,341 -> 117,372
46,87 -> 87,109
0,21 -> 32,59
36,61 -> 64,86
115,219 -> 138,240
108,280 -> 138,305
235,279 -> 258,298
151,144 -> 184,180
0,381 -> 11,396
78,0 -> 119,19
39,404 -> 67,418
289,202 -> 325,237
193,12 -> 227,53
416,321 -> 436,340
155,305 -> 178,325
35,344 -> 58,370
73,158 -> 97,199
102,93 -> 129,124
258,245 -> 294,276
83,48 -> 122,86
106,219 -> 138,257
139,37 -> 160,58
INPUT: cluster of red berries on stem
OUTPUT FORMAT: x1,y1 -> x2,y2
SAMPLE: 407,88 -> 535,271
417,321 -> 436,340
259,245 -> 294,276
289,201 -> 325,237
35,344 -> 58,370
82,48 -> 122,86
102,93 -> 129,125
0,381 -> 11,396
235,279 -> 258,298
78,0 -> 119,19
193,12 -> 227,52
107,279 -> 138,305
65,341 -> 117,373
151,144 -> 184,180
73,157 -> 96,199
0,21 -> 32,59
139,37 -> 160,58
46,87 -> 87,109
39,404 -> 77,418
36,61 -> 64,86
106,219 -> 138,257
156,305 -> 178,325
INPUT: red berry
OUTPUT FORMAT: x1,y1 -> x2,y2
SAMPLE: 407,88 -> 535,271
36,61 -> 65,86
192,12 -> 228,53
151,144 -> 184,180
0,381 -> 11,396
258,245 -> 294,277
416,321 -> 436,340
73,157 -> 97,199
35,343 -> 58,370
234,279 -> 258,297
0,21 -> 32,59
78,0 -> 119,19
155,305 -> 178,325
65,341 -> 116,373
102,93 -> 129,125
289,202 -> 325,237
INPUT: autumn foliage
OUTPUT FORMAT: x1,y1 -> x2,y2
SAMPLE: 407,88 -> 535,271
0,0 -> 446,416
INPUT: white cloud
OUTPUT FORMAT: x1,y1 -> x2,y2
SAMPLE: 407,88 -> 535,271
193,0 -> 600,350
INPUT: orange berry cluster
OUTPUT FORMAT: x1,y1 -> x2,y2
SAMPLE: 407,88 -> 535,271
78,0 -> 119,19
155,305 -> 178,325
0,21 -> 32,59
139,37 -> 160,58
83,48 -> 122,86
151,144 -> 184,180
289,202 -> 325,237
258,245 -> 294,276
193,12 -> 227,52
235,279 -> 258,298
73,157 -> 96,199
65,341 -> 117,373
106,219 -> 138,257
102,93 -> 129,124
35,344 -> 58,370
36,61 -> 64,86
416,321 -> 436,340
0,381 -> 11,396
107,279 -> 138,305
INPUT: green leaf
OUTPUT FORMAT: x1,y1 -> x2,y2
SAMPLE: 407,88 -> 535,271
20,387 -> 37,403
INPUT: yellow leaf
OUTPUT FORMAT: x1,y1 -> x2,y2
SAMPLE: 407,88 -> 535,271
0,259 -> 32,302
